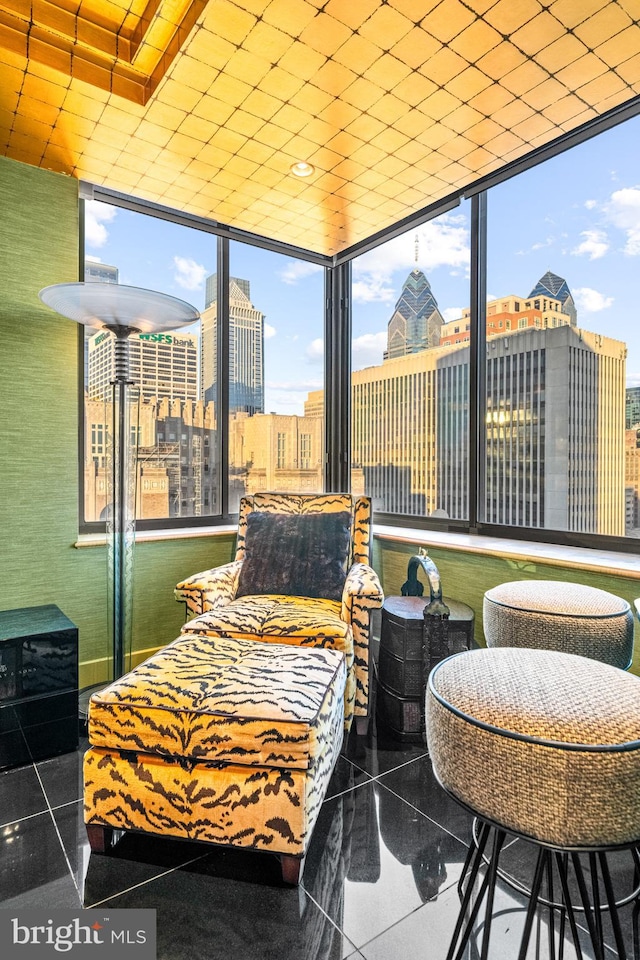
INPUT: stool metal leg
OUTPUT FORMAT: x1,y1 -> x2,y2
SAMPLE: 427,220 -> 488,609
517,846 -> 548,960
572,853 -> 605,960
555,852 -> 584,960
449,818 -> 632,960
447,823 -> 492,960
589,852 -> 604,952
479,829 -> 506,960
598,851 -> 627,960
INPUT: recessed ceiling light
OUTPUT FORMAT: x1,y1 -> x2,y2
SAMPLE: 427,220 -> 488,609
290,161 -> 315,178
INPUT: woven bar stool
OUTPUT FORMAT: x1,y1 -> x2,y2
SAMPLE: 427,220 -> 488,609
426,647 -> 640,960
483,580 -> 634,669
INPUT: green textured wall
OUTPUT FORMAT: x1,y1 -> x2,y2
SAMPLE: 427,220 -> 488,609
373,539 -> 640,673
0,157 -> 96,644
0,156 -> 234,685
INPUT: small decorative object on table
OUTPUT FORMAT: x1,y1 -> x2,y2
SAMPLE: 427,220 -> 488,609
377,552 -> 474,742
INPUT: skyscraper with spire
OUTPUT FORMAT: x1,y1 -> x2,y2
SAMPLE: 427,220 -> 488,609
528,270 -> 577,326
384,267 -> 443,360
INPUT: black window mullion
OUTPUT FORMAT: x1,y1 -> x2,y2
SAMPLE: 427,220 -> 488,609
469,191 -> 487,531
217,237 -> 230,518
325,261 -> 351,493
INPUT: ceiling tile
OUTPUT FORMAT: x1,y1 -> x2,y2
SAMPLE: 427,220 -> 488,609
2,0 -> 640,257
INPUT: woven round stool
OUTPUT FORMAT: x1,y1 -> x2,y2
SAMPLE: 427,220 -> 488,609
426,647 -> 640,960
483,580 -> 634,668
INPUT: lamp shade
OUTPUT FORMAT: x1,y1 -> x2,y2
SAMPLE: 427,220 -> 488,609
38,282 -> 199,332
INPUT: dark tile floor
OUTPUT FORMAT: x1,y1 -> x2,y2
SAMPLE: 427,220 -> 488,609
1,714 -> 638,959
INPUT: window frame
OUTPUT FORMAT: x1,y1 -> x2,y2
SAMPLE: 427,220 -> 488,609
78,92 -> 640,553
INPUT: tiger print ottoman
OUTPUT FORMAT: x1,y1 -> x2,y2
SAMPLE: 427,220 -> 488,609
83,633 -> 346,884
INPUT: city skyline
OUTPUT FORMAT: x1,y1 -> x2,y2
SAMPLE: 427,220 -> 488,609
83,254 -> 637,536
84,114 -> 640,412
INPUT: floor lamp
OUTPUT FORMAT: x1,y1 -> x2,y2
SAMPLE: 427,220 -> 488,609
39,282 -> 199,691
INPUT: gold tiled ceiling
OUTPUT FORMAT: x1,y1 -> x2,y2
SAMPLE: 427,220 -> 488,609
1,0 -> 640,255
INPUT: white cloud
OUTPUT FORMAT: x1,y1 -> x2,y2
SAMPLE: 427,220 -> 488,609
352,331 -> 387,369
266,378 -> 322,393
352,276 -> 395,304
306,338 -> 323,361
264,379 -> 323,416
85,255 -> 102,263
571,229 -> 609,260
442,307 -> 464,323
264,322 -> 276,339
607,186 -> 640,255
352,214 -> 469,304
279,261 -> 324,285
173,256 -> 208,290
584,199 -> 598,210
84,200 -> 117,248
573,287 -> 614,313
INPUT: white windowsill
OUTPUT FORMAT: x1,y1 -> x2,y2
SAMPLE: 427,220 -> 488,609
76,522 -> 639,580
374,525 -> 640,580
74,524 -> 236,547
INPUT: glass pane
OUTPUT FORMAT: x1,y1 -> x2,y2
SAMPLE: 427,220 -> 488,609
351,206 -> 471,518
227,242 -> 325,511
487,116 -> 639,538
83,200 -> 217,522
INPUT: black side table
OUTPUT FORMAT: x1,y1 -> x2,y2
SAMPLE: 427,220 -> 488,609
0,604 -> 79,769
377,595 -> 474,743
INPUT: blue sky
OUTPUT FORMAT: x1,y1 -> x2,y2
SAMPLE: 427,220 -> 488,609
85,113 -> 640,413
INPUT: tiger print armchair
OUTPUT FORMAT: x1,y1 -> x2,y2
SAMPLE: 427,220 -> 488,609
175,493 -> 384,732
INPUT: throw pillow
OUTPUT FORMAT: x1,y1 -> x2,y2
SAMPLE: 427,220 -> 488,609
236,510 -> 352,601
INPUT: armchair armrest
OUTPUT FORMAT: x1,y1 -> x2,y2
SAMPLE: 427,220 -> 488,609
175,560 -> 243,620
341,563 -> 384,610
341,563 -> 384,721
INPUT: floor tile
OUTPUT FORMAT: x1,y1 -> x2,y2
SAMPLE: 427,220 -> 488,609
0,762 -> 48,825
82,831 -> 212,908
3,725 -> 639,960
377,755 -> 475,845
83,859 -> 358,960
36,738 -> 87,808
326,754 -> 372,800
0,810 -> 80,908
343,717 -> 428,778
303,781 -> 467,951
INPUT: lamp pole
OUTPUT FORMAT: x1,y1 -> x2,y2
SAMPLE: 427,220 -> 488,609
39,283 -> 199,687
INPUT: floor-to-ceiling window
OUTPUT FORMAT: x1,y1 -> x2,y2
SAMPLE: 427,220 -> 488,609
350,204 -> 471,520
82,200 -> 217,525
226,241 -> 325,512
485,115 -> 640,541
81,111 -> 640,553
82,199 -> 326,528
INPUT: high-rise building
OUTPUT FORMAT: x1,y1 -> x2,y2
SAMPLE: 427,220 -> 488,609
227,410 -> 364,511
441,290 -> 574,346
84,397 -> 217,520
384,268 -> 443,360
625,427 -> 640,536
201,275 -> 265,415
87,330 -> 198,402
626,386 -> 640,429
528,270 -> 577,327
350,270 -> 626,535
